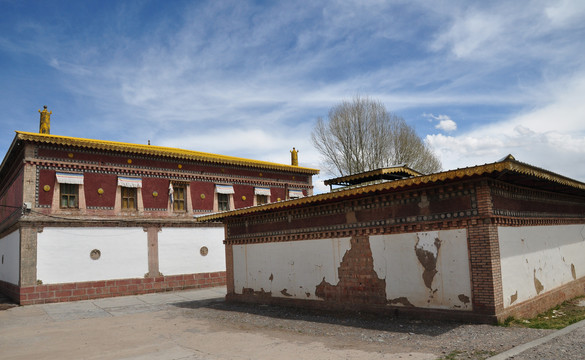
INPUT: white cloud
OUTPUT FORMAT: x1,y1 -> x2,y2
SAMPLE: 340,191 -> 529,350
426,71 -> 585,180
424,113 -> 457,132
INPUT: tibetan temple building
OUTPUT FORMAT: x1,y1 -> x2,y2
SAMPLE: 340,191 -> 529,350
198,156 -> 585,323
0,107 -> 318,304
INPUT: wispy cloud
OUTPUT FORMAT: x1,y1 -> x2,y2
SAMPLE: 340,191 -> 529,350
1,0 -> 585,188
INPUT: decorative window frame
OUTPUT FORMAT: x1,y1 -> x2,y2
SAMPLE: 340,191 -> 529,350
114,176 -> 144,213
214,184 -> 235,212
52,172 -> 86,211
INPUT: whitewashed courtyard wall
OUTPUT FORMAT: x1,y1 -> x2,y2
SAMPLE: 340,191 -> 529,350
499,224 -> 585,308
158,227 -> 225,276
231,229 -> 472,310
232,238 -> 351,299
0,230 -> 20,285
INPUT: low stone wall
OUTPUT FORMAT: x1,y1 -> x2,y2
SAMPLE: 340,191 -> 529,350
2,271 -> 226,305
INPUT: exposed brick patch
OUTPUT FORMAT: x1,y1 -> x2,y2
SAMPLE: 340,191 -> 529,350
13,272 -> 226,305
315,235 -> 386,306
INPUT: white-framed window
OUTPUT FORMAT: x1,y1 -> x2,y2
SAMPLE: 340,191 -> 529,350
288,189 -> 304,199
56,172 -> 84,209
215,184 -> 234,212
254,187 -> 271,205
117,176 -> 142,212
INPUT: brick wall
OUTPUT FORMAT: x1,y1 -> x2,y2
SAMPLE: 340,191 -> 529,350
14,271 -> 226,305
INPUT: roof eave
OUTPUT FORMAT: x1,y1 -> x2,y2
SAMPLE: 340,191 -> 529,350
196,157 -> 585,222
15,131 -> 320,175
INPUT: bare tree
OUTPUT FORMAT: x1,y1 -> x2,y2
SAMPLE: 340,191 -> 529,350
312,96 -> 441,176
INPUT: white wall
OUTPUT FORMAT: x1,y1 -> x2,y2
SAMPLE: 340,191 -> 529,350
158,227 -> 225,275
0,230 -> 20,285
232,238 -> 351,299
37,227 -> 147,284
232,231 -> 472,310
499,225 -> 585,308
370,229 -> 472,310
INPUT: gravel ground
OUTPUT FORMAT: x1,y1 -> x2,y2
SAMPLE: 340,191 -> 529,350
171,299 -> 554,360
504,324 -> 585,360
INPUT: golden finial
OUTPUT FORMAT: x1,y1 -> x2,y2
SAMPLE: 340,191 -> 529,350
38,105 -> 52,134
290,147 -> 298,166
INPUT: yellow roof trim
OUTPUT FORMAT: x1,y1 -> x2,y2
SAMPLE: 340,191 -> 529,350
16,131 -> 320,174
197,156 -> 585,221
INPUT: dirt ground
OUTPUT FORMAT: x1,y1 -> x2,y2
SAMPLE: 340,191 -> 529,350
0,291 -> 554,360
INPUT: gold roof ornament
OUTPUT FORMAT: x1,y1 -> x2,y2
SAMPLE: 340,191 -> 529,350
38,106 -> 51,134
291,147 -> 298,166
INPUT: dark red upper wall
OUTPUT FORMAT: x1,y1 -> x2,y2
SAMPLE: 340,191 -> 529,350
84,173 -> 118,208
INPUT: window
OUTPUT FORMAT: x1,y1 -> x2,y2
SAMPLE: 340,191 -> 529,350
215,184 -> 234,212
289,189 -> 304,199
60,183 -> 78,208
256,195 -> 268,205
121,187 -> 137,210
173,184 -> 186,211
254,187 -> 271,205
218,193 -> 230,211
56,172 -> 84,209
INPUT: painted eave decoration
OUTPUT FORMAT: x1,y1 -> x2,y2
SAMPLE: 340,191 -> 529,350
196,154 -> 585,222
14,131 -> 320,175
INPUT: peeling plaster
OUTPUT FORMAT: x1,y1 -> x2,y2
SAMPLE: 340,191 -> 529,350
242,287 -> 272,298
571,264 -> 577,280
458,294 -> 470,305
533,269 -> 544,294
315,236 -> 387,305
389,297 -> 414,307
370,229 -> 471,310
510,291 -> 518,304
281,289 -> 293,297
414,234 -> 442,291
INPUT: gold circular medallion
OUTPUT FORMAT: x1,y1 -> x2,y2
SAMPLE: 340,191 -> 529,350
242,196 -> 246,201
200,193 -> 206,199
153,191 -> 158,197
43,185 -> 51,192
97,188 -> 104,195
68,153 -> 74,158
127,159 -> 132,164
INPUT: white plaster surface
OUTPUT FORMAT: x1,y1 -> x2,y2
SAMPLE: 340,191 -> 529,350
158,227 -> 225,275
0,230 -> 20,285
232,238 -> 351,299
370,229 -> 472,310
37,227 -> 147,284
499,224 -> 585,308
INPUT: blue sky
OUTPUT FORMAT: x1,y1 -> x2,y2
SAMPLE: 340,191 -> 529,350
1,0 -> 585,193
